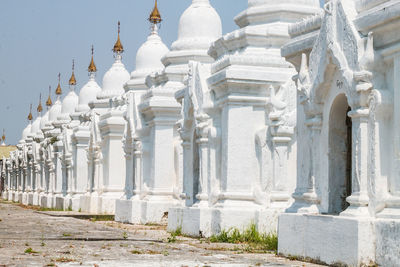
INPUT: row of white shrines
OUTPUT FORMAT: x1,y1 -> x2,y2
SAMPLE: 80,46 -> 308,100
2,0 -> 400,265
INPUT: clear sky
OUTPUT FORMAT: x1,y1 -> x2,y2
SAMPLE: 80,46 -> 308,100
0,0 -> 323,145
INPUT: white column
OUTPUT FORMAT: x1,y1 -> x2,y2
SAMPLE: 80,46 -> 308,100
341,108 -> 370,216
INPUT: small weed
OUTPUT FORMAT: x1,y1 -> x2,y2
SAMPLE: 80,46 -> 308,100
167,226 -> 182,243
120,243 -> 128,247
146,250 -> 161,255
162,250 -> 169,256
78,208 -> 81,212
122,232 -> 128,240
45,263 -> 56,267
145,222 -> 161,227
37,207 -> 64,212
283,254 -> 327,265
130,250 -> 142,254
55,257 -> 75,262
89,215 -> 114,222
24,247 -> 39,254
167,235 -> 177,243
25,242 -> 29,246
62,233 -> 71,237
67,207 -> 73,212
41,242 -> 46,247
171,226 -> 182,236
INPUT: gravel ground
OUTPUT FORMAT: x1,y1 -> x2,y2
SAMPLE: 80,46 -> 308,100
0,200 -> 324,267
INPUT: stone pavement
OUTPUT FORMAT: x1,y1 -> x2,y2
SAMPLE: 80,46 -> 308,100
0,201 -> 323,267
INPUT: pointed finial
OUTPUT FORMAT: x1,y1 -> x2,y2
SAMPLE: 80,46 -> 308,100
149,0 -> 162,25
2,129 -> 5,142
69,59 -> 77,85
37,94 -> 43,113
88,45 -> 97,73
56,73 -> 62,95
28,104 -> 33,121
46,86 -> 52,107
113,21 -> 124,53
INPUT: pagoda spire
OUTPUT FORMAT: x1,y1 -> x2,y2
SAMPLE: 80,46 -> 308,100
1,129 -> 5,146
69,59 -> 77,90
55,72 -> 62,98
149,0 -> 162,34
88,45 -> 97,80
46,86 -> 52,108
37,94 -> 43,115
113,21 -> 124,55
28,104 -> 33,122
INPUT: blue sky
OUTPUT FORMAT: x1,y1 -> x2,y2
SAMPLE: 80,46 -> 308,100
0,0 -> 323,145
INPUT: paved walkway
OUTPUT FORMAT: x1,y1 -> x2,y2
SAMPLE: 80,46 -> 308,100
0,200 -> 322,267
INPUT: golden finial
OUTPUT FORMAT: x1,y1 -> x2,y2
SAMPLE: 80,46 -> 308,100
113,21 -> 124,53
46,86 -> 52,107
56,73 -> 62,95
28,104 -> 33,121
37,94 -> 43,113
88,45 -> 97,73
2,129 -> 5,142
149,0 -> 162,25
69,59 -> 77,85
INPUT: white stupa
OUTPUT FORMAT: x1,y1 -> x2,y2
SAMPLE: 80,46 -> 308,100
75,46 -> 101,113
114,1 -> 170,223
30,95 -> 43,139
96,22 -> 130,102
47,76 -> 63,125
20,106 -> 33,143
125,16 -> 169,90
56,61 -> 79,125
126,0 -> 222,225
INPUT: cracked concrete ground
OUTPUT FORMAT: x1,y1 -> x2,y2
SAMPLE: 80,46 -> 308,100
0,200 -> 323,267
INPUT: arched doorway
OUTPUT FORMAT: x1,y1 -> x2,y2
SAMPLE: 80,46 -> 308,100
328,94 -> 352,214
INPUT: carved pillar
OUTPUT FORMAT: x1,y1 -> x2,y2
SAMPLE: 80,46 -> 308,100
22,166 -> 27,193
133,140 -> 142,197
181,131 -> 193,206
392,54 -> 400,195
35,163 -> 41,194
270,126 -> 294,207
54,150 -> 63,197
92,146 -> 103,196
195,121 -> 210,206
122,137 -> 134,199
342,108 -> 370,216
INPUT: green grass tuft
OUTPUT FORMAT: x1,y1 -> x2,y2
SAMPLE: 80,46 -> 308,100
24,247 -> 39,254
167,226 -> 182,243
209,223 -> 278,252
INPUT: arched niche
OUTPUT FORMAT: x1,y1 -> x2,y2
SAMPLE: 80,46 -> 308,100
328,93 -> 352,214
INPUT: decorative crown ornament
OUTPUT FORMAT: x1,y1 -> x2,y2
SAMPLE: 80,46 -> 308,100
56,73 -> 62,95
149,0 -> 162,25
88,45 -> 97,73
113,21 -> 124,53
69,59 -> 77,85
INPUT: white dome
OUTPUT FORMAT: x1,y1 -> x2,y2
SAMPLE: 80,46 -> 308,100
40,111 -> 50,130
97,56 -> 130,99
61,90 -> 79,115
31,116 -> 41,134
135,33 -> 169,73
22,123 -> 32,140
76,76 -> 101,112
171,0 -> 222,51
48,99 -> 62,122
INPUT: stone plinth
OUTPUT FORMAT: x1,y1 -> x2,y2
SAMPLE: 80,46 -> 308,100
278,213 -> 376,266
